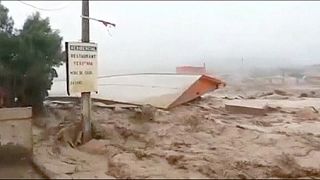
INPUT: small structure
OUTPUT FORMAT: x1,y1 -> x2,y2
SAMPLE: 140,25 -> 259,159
176,63 -> 207,75
263,76 -> 285,85
302,72 -> 320,84
304,75 -> 320,84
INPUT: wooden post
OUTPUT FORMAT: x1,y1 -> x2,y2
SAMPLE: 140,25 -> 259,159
81,0 -> 92,143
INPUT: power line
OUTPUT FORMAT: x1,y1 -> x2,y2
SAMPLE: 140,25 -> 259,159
99,83 -> 179,89
53,72 -> 203,82
18,0 -> 71,11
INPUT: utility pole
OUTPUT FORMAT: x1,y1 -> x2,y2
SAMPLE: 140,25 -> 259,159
240,57 -> 244,80
241,57 -> 244,67
81,0 -> 92,143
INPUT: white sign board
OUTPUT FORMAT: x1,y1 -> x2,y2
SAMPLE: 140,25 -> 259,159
66,42 -> 98,94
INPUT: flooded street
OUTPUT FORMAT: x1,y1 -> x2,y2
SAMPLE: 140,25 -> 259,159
33,82 -> 320,178
1,0 -> 320,179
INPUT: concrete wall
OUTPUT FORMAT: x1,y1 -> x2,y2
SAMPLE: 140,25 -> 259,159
0,107 -> 33,158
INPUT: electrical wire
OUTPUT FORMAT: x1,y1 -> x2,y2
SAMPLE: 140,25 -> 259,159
53,73 -> 197,82
98,72 -> 194,78
18,0 -> 71,11
98,83 -> 179,89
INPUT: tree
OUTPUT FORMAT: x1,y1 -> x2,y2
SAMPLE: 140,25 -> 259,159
0,4 -> 17,106
0,4 -> 14,35
0,4 -> 64,115
17,12 -> 63,115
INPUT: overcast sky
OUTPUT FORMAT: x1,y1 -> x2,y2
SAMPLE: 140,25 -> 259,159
2,1 -> 320,77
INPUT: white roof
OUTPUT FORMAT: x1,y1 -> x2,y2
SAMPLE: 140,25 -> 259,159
49,73 -> 222,109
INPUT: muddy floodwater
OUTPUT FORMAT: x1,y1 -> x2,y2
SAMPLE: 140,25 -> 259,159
0,145 -> 45,179
0,160 -> 45,178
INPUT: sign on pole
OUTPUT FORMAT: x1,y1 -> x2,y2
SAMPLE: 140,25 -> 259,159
65,42 -> 98,95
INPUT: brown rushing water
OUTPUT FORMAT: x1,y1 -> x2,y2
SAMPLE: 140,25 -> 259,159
0,145 -> 45,179
0,159 -> 45,179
